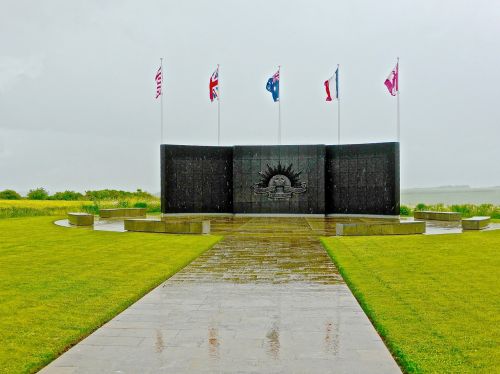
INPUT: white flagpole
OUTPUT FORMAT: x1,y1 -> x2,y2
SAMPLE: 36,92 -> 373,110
217,64 -> 221,146
337,64 -> 340,145
278,65 -> 281,145
160,57 -> 164,144
397,57 -> 400,142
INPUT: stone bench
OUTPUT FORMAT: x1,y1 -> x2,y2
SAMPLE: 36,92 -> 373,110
124,219 -> 210,234
413,211 -> 461,221
336,221 -> 425,236
462,216 -> 490,230
68,212 -> 94,226
99,208 -> 146,219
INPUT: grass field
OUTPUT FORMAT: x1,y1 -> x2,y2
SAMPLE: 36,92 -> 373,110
0,217 -> 221,374
321,232 -> 500,373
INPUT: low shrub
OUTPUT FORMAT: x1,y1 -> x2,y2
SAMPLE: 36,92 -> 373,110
132,201 -> 161,213
50,191 -> 83,201
147,202 -> 161,213
400,205 -> 412,216
84,189 -> 156,201
415,203 -> 427,211
81,204 -> 100,215
0,189 -> 21,200
117,200 -> 130,208
27,188 -> 49,200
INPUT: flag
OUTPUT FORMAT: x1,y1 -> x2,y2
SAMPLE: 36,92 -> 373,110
155,65 -> 162,99
209,67 -> 219,102
384,62 -> 399,96
266,69 -> 280,102
324,67 -> 339,101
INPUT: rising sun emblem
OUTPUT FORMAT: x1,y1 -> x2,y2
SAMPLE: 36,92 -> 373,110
252,162 -> 307,200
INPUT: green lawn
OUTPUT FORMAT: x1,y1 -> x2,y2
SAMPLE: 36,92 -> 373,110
321,231 -> 500,373
0,217 -> 221,374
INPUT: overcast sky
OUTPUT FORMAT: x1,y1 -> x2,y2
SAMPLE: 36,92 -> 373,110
1,0 -> 499,194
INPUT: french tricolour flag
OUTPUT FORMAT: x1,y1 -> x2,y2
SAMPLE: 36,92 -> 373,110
324,67 -> 339,101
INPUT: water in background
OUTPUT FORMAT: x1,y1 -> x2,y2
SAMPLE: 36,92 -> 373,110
401,187 -> 500,206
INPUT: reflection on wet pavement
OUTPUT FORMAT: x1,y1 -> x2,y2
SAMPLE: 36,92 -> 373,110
155,329 -> 165,353
208,326 -> 219,359
170,234 -> 343,285
265,322 -> 280,359
42,217 -> 404,373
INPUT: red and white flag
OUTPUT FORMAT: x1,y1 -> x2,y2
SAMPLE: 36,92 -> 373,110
209,66 -> 219,102
155,65 -> 162,99
384,62 -> 398,96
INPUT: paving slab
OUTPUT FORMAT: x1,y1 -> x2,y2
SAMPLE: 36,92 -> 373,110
41,218 -> 401,374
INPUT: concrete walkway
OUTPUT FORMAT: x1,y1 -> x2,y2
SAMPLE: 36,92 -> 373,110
41,218 -> 401,373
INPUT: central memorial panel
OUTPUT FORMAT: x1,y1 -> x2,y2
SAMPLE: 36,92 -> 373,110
233,145 -> 325,214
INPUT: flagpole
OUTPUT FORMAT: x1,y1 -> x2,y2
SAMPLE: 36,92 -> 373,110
278,65 -> 281,145
160,57 -> 164,144
397,57 -> 400,143
217,64 -> 221,146
337,64 -> 340,145
337,97 -> 340,145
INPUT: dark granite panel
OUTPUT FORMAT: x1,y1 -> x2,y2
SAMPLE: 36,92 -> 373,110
161,144 -> 233,213
325,142 -> 399,215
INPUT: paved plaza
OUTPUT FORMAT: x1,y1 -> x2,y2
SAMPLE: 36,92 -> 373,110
42,218 -> 401,373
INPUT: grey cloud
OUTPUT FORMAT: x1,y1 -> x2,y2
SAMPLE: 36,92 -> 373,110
0,0 -> 499,192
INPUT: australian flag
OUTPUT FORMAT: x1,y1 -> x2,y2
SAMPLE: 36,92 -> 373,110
266,69 -> 280,102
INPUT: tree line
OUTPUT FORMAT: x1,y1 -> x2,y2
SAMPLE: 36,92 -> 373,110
0,188 -> 157,201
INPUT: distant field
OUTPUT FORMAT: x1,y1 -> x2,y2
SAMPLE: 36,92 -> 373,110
0,200 -> 90,219
0,199 -> 161,219
0,216 -> 221,374
401,187 -> 500,205
322,232 -> 500,373
0,200 -> 85,208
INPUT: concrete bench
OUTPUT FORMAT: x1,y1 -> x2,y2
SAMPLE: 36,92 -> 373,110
413,211 -> 461,221
99,208 -> 146,219
68,212 -> 94,226
336,221 -> 425,236
462,216 -> 490,230
125,219 -> 210,234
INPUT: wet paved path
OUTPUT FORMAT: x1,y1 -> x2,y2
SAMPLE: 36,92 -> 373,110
41,218 -> 401,373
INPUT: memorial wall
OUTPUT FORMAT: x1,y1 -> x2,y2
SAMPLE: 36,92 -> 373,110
161,142 -> 399,216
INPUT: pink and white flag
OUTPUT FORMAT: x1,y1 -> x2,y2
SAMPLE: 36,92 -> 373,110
155,65 -> 162,99
384,62 -> 398,96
